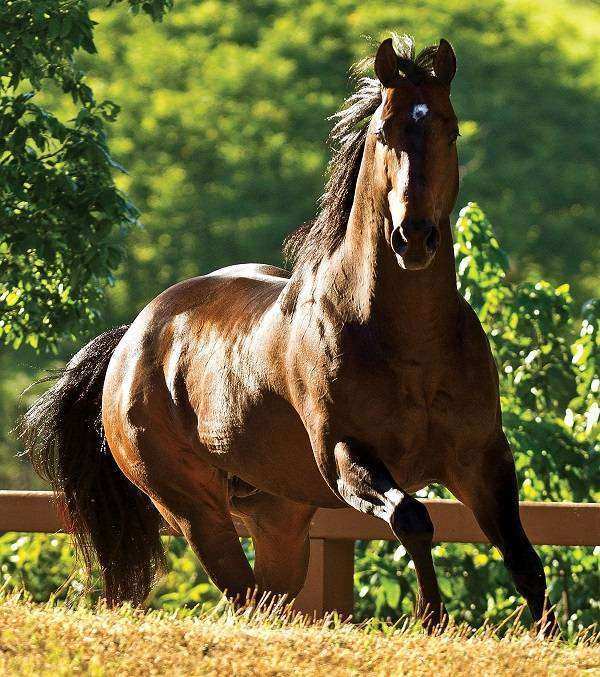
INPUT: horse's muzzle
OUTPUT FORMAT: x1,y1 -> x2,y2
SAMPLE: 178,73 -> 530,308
390,220 -> 439,270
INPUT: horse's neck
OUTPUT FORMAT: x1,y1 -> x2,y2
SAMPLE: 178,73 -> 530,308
322,160 -> 459,354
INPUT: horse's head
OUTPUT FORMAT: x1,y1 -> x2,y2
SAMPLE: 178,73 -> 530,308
371,37 -> 459,271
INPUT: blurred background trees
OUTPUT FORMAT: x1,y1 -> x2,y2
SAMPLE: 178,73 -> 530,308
0,0 -> 598,630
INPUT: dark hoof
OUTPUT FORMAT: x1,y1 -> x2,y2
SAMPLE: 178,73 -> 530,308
418,603 -> 449,634
534,610 -> 561,639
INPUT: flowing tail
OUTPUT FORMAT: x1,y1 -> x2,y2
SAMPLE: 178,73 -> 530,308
20,326 -> 166,605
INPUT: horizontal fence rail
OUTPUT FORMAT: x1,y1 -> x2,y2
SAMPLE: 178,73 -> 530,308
0,490 -> 598,617
1,491 -> 598,545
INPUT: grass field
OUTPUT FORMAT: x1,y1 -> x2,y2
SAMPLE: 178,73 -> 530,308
0,597 -> 598,676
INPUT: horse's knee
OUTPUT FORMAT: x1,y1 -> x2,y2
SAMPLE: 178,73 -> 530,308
390,497 -> 434,544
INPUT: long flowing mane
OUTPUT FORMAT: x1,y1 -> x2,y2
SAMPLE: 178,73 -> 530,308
283,35 -> 439,272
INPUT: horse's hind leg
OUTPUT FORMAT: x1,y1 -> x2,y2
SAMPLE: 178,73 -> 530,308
449,434 -> 557,634
146,464 -> 256,605
231,491 -> 315,600
333,440 -> 445,628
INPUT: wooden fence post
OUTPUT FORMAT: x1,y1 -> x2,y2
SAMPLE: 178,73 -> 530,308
293,538 -> 355,618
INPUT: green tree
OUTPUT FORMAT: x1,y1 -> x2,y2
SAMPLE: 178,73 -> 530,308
0,0 -> 172,350
69,0 -> 599,327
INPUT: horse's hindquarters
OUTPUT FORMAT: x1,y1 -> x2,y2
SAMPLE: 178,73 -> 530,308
101,271 -> 339,511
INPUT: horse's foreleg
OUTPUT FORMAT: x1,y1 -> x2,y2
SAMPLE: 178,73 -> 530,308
449,434 -> 558,636
231,491 -> 315,600
334,440 -> 445,628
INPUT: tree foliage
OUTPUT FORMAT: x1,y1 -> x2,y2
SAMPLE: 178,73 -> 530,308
74,0 -> 599,324
2,0 -> 598,345
0,0 -> 171,349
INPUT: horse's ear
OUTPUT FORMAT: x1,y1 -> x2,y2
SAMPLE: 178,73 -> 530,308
375,38 -> 399,87
434,39 -> 456,84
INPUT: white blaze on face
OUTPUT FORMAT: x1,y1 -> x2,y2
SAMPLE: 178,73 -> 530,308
388,153 -> 410,230
411,103 -> 429,121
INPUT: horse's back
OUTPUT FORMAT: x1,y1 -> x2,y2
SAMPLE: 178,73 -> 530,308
105,262 -> 291,406
206,262 -> 291,281
137,263 -> 289,323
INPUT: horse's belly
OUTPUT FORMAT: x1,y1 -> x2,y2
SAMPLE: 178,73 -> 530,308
197,392 -> 341,507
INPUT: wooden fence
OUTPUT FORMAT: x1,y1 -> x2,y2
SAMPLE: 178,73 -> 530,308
0,490 -> 598,617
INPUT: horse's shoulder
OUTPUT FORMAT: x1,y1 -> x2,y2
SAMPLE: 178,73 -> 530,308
455,295 -> 499,382
457,296 -> 491,344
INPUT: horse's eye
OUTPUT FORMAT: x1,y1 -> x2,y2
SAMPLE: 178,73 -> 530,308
449,129 -> 460,145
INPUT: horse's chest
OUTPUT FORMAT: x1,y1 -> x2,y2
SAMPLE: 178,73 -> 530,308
335,358 -> 497,457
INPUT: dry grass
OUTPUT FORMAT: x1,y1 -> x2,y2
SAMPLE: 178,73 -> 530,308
0,596 -> 598,676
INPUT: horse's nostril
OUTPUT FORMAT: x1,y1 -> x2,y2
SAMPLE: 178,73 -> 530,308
390,226 -> 408,255
425,226 -> 439,253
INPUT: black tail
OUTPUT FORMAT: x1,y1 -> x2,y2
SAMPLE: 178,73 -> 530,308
20,326 -> 166,605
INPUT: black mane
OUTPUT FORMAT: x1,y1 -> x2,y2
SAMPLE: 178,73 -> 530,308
283,35 -> 439,271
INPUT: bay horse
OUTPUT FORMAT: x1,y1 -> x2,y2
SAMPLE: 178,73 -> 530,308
23,35 -> 556,631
